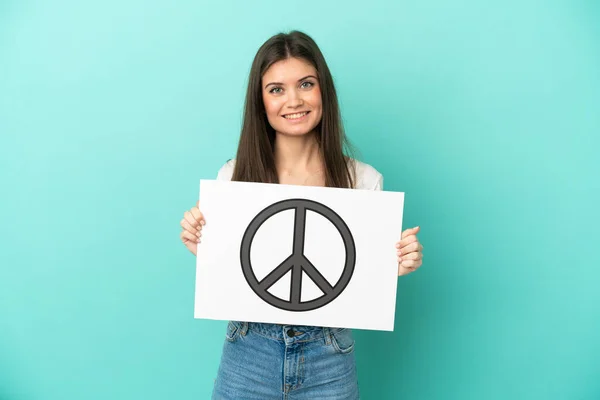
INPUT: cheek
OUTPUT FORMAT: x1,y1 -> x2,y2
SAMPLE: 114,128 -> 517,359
309,88 -> 323,111
263,96 -> 283,119
263,96 -> 280,115
309,91 -> 323,122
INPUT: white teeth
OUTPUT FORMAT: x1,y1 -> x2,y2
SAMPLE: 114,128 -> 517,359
283,112 -> 308,119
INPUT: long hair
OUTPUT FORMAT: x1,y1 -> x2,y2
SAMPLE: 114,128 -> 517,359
231,30 -> 356,188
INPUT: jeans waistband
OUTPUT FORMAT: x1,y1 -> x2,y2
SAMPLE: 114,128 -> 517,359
230,321 -> 345,343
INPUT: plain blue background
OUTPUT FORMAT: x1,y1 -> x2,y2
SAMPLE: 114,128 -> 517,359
1,0 -> 599,399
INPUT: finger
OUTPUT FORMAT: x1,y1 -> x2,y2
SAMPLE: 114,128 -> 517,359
182,229 -> 199,242
396,234 -> 417,249
400,259 -> 422,269
401,242 -> 423,254
401,226 -> 420,239
184,211 -> 199,228
397,262 -> 416,274
190,207 -> 205,226
399,241 -> 421,255
398,251 -> 422,261
180,219 -> 200,236
180,230 -> 199,243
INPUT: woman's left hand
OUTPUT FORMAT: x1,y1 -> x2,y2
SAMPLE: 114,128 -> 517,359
396,226 -> 423,276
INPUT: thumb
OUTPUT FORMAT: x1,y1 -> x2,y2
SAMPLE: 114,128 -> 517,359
401,226 -> 420,239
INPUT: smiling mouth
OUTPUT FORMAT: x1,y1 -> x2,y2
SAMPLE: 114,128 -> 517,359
282,111 -> 310,120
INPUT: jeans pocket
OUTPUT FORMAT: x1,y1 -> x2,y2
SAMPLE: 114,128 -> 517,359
225,321 -> 240,342
330,328 -> 355,354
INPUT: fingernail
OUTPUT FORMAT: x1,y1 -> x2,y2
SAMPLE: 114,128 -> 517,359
196,232 -> 201,238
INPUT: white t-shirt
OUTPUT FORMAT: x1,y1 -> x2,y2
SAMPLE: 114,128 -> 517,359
215,158 -> 383,190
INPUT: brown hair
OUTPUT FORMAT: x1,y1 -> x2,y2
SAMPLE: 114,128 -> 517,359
231,30 -> 356,188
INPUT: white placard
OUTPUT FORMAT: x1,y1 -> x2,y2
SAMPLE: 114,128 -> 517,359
194,180 -> 404,331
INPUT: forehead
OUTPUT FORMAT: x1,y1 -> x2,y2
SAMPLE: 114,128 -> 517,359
262,57 -> 317,83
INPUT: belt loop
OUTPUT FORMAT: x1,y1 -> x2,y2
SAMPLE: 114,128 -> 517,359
323,327 -> 331,345
240,322 -> 248,336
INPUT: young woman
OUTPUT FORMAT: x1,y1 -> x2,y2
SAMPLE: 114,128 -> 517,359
180,31 -> 424,399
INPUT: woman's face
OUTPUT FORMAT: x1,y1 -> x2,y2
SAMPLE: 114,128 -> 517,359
261,57 -> 323,137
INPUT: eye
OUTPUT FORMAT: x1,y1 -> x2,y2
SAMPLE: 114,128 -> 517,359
269,87 -> 283,94
300,81 -> 314,89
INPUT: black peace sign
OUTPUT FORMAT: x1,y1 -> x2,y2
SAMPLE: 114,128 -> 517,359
240,198 -> 356,312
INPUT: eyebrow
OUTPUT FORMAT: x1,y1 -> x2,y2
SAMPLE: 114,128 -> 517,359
264,75 -> 318,89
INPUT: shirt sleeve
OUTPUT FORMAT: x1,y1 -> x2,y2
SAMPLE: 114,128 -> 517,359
215,160 -> 234,181
371,173 -> 383,191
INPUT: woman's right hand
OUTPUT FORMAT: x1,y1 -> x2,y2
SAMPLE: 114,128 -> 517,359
180,201 -> 205,256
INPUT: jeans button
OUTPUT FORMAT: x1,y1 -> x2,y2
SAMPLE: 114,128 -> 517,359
287,329 -> 295,337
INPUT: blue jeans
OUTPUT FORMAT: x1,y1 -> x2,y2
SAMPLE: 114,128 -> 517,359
212,321 -> 359,399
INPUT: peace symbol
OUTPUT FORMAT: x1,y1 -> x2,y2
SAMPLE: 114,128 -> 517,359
240,198 -> 356,312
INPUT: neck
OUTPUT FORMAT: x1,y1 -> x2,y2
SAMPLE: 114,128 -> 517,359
274,131 -> 322,174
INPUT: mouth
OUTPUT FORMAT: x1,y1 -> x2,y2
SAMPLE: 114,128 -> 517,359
282,111 -> 310,121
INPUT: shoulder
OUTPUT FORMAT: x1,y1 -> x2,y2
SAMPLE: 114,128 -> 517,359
216,159 -> 236,181
216,158 -> 383,189
350,159 -> 383,190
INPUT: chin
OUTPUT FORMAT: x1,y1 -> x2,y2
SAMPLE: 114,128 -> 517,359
274,124 -> 319,137
279,129 -> 313,137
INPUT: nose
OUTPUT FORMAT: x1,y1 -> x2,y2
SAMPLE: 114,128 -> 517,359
286,88 -> 304,109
